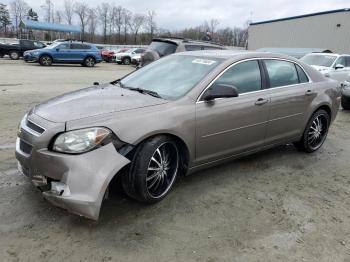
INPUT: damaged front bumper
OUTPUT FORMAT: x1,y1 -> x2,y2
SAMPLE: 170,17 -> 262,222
15,113 -> 131,220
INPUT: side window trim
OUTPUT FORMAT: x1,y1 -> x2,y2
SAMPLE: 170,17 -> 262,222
262,59 -> 312,89
197,58 -> 264,102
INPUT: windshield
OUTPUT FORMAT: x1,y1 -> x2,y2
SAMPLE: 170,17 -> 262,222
300,54 -> 337,67
121,55 -> 223,100
149,41 -> 177,57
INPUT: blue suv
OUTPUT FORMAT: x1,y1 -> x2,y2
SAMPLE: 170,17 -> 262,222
23,41 -> 102,67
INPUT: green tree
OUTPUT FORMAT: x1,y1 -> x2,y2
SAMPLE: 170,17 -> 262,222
0,3 -> 11,34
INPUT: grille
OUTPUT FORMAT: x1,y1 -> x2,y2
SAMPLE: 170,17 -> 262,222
19,140 -> 33,155
26,119 -> 45,134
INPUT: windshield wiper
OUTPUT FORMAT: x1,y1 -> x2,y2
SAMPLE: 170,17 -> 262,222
110,79 -> 125,88
111,80 -> 162,99
127,87 -> 163,99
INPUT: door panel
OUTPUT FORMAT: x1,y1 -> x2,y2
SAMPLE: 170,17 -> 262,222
265,84 -> 313,144
195,91 -> 270,164
52,43 -> 71,61
263,59 -> 314,144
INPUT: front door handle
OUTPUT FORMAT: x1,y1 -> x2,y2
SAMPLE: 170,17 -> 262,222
305,90 -> 314,96
255,98 -> 269,106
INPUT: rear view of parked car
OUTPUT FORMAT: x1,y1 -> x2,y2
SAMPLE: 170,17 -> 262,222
101,48 -> 128,62
0,39 -> 46,60
140,37 -> 226,66
23,41 -> 102,67
301,53 -> 350,109
15,50 -> 341,220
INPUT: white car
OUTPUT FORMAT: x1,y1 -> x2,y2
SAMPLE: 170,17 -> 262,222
301,53 -> 350,109
300,53 -> 350,82
113,48 -> 145,65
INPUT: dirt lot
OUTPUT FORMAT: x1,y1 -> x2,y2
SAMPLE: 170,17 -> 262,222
0,59 -> 350,262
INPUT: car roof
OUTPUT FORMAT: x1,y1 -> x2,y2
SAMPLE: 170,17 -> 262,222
175,50 -> 300,62
304,53 -> 350,57
152,37 -> 224,47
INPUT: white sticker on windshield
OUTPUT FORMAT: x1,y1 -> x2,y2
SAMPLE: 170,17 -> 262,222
192,59 -> 217,65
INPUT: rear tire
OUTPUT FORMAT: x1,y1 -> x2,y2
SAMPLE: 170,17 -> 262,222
39,55 -> 52,66
341,96 -> 350,110
83,57 -> 95,67
294,109 -> 330,153
9,51 -> 20,60
122,136 -> 180,203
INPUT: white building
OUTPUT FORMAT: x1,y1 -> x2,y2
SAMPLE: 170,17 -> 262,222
248,8 -> 350,54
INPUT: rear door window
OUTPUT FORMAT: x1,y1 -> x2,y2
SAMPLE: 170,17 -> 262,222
185,45 -> 202,51
202,46 -> 223,50
264,60 -> 299,88
71,43 -> 84,49
212,60 -> 262,94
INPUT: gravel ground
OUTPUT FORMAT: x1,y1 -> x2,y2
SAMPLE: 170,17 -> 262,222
0,59 -> 350,262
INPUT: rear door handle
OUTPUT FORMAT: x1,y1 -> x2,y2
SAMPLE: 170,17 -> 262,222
255,98 -> 269,106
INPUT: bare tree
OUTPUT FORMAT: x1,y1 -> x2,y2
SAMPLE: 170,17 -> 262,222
122,8 -> 131,44
41,0 -> 54,23
129,13 -> 145,44
87,8 -> 97,42
63,0 -> 74,25
10,0 -> 29,38
113,6 -> 124,43
146,10 -> 156,39
209,19 -> 220,34
55,10 -> 62,24
74,1 -> 89,40
97,2 -> 109,44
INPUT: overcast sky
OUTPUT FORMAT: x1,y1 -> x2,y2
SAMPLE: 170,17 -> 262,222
2,0 -> 349,30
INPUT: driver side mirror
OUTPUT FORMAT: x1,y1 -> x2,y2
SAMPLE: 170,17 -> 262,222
335,64 -> 345,70
203,84 -> 239,102
56,48 -> 60,52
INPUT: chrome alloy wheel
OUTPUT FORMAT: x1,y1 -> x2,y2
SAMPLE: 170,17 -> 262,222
307,114 -> 329,150
146,142 -> 179,198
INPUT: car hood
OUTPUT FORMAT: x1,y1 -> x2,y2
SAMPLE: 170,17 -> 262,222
310,65 -> 331,72
33,84 -> 168,123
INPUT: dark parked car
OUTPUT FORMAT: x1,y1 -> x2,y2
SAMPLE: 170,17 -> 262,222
16,50 -> 341,220
140,37 -> 226,66
23,41 -> 102,67
0,39 -> 46,60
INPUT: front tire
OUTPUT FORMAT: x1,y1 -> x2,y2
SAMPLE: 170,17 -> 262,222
122,57 -> 131,65
294,109 -> 330,153
122,136 -> 180,203
39,55 -> 52,66
9,51 -> 20,60
341,96 -> 350,110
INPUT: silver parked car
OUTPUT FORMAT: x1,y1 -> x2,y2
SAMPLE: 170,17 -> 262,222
16,51 -> 341,220
300,53 -> 350,109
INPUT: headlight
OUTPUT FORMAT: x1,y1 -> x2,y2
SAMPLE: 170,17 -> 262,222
52,127 -> 111,154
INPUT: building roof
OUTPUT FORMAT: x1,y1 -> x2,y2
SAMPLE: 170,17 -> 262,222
20,20 -> 81,33
250,8 -> 350,26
